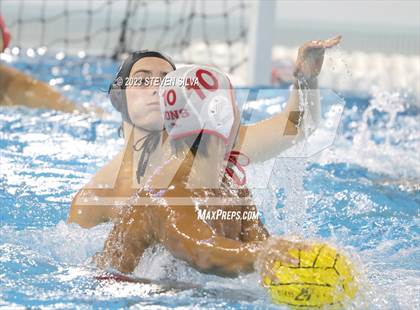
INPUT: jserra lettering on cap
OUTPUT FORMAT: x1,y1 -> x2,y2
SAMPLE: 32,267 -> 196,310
159,65 -> 236,144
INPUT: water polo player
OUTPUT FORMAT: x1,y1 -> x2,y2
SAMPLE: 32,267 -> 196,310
68,35 -> 341,229
92,66 -> 358,307
94,65 -> 308,275
0,15 -> 93,113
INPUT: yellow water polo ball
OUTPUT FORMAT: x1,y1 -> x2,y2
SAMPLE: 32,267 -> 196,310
263,243 -> 358,308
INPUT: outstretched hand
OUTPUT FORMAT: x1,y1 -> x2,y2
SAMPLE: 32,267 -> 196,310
293,35 -> 342,80
257,237 -> 310,283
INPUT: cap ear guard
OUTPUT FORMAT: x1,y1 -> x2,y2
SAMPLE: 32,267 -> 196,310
108,72 -> 124,113
108,63 -> 132,124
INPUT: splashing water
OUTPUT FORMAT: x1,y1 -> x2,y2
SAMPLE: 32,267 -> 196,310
270,78 -> 319,237
275,158 -> 314,236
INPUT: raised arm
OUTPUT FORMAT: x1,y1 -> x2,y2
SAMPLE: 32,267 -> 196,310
236,36 -> 341,163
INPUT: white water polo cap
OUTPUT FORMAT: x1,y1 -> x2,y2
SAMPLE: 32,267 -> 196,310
159,65 -> 236,144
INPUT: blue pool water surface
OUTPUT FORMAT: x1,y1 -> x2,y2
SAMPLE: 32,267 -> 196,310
0,53 -> 419,309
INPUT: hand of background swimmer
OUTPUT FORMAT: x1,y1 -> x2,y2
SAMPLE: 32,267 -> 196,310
293,35 -> 342,80
256,237 -> 310,283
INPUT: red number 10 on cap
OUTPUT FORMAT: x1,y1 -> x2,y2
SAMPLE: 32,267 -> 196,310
187,69 -> 219,100
163,68 -> 219,106
163,89 -> 177,106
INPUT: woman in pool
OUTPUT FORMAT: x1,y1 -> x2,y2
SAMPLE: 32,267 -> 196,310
68,36 -> 341,228
94,65 -> 308,275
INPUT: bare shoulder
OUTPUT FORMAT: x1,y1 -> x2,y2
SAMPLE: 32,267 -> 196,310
67,148 -> 126,227
84,148 -> 125,189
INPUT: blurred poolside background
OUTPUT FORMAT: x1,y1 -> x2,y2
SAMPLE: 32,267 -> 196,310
1,0 -> 418,96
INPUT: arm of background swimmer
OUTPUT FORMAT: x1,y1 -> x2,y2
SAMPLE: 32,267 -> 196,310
160,209 -> 262,277
236,79 -> 320,163
0,64 -> 103,114
0,64 -> 77,112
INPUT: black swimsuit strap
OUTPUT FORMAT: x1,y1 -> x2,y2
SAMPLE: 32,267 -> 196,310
133,131 -> 161,183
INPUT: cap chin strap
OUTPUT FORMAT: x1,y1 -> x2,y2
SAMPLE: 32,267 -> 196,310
128,121 -> 163,183
133,130 -> 161,183
121,106 -> 163,183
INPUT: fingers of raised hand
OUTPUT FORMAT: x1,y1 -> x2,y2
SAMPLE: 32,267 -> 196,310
303,35 -> 342,52
323,35 -> 342,48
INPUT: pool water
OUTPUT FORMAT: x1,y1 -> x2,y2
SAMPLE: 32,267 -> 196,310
0,52 -> 419,309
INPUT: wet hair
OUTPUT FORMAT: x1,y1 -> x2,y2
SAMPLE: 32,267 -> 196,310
108,50 -> 176,125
